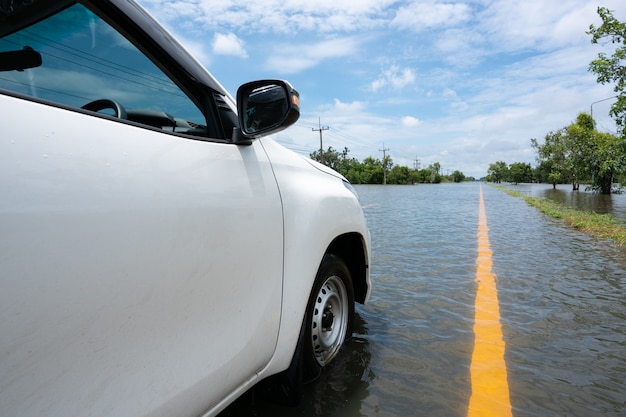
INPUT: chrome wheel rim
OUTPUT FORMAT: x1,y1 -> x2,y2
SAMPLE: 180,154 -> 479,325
311,275 -> 348,366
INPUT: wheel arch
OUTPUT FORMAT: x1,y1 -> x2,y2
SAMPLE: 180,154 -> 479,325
326,232 -> 369,304
256,232 -> 370,404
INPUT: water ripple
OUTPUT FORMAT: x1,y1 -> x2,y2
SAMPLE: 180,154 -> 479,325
220,183 -> 625,417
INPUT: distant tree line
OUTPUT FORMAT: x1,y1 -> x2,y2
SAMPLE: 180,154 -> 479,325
486,162 -> 534,184
310,147 -> 471,185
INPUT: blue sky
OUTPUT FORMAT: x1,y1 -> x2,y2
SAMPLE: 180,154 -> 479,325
142,0 -> 624,178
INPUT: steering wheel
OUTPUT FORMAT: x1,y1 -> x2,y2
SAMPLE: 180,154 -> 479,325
81,99 -> 127,119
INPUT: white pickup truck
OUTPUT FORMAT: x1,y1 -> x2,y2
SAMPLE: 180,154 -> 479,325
0,1 -> 371,416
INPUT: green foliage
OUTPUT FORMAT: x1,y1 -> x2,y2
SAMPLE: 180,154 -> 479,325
486,161 -> 508,183
360,156 -> 385,184
309,146 -> 354,172
451,170 -> 466,183
531,131 -> 566,187
530,114 -> 597,190
387,165 -> 412,185
309,147 -> 466,185
485,161 -> 533,184
588,7 -> 626,133
530,112 -> 626,194
415,169 -> 432,183
592,130 -> 626,193
508,162 -> 533,184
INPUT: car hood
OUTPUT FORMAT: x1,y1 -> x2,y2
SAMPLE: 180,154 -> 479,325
259,137 -> 347,181
301,157 -> 347,182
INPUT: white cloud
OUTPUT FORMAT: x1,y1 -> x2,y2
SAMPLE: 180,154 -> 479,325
212,33 -> 248,58
265,37 -> 360,73
442,88 -> 457,98
140,0 -> 626,179
402,116 -> 422,127
371,65 -> 416,92
330,99 -> 367,114
145,0 -> 395,34
392,2 -> 471,31
476,0 -> 603,51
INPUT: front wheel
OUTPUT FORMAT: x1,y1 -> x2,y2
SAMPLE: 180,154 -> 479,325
303,254 -> 354,381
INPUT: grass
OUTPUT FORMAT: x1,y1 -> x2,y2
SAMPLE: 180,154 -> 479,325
493,185 -> 626,248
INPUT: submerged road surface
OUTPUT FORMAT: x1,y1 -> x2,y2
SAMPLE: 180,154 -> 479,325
468,186 -> 512,416
220,183 -> 625,417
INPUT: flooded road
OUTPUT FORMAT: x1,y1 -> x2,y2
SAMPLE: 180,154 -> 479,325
220,183 -> 625,417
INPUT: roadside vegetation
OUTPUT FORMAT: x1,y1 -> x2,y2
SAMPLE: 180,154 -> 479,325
494,185 -> 626,247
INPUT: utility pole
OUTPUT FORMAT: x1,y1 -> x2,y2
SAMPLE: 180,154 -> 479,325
312,117 -> 329,164
414,157 -> 420,171
379,143 -> 390,185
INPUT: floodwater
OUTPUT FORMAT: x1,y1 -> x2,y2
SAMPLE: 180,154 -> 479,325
503,183 -> 626,220
220,183 -> 625,417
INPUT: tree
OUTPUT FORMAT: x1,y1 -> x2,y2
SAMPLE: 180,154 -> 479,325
531,114 -> 594,191
564,113 -> 596,190
415,168 -> 431,183
588,7 -> 626,134
532,131 -> 565,188
533,161 -> 552,184
360,156 -> 384,184
425,163 -> 442,183
388,165 -> 411,184
487,161 -> 508,183
589,130 -> 626,194
451,170 -> 466,183
532,112 -> 626,194
508,162 -> 533,184
310,146 -> 342,170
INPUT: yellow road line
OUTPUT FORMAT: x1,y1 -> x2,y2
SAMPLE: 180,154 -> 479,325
468,185 -> 513,417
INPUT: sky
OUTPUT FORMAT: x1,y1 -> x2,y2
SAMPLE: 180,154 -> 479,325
141,0 -> 625,179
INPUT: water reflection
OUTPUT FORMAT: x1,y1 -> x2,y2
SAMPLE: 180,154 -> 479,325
483,184 -> 626,417
303,312 -> 373,417
219,183 -> 625,417
219,311 -> 373,417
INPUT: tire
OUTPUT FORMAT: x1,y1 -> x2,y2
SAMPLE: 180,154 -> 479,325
303,254 -> 355,382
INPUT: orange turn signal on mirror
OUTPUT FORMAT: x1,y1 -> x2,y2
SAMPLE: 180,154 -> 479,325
292,95 -> 300,107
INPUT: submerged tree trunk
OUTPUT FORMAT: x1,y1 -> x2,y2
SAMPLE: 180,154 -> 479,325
598,174 -> 613,194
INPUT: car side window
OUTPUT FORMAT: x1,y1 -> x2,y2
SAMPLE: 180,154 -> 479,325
0,3 -> 208,136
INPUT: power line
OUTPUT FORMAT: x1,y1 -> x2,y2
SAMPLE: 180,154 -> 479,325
297,119 -> 364,147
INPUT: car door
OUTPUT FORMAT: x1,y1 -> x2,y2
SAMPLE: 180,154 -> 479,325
0,3 -> 283,416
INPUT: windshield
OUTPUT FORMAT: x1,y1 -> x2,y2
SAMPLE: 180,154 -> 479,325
0,2 -> 207,133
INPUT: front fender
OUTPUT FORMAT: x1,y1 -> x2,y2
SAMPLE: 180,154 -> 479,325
257,138 -> 371,377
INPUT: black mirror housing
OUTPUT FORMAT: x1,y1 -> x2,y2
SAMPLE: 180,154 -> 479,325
235,80 -> 300,142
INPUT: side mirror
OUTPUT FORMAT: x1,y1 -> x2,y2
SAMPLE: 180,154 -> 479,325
234,80 -> 300,143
